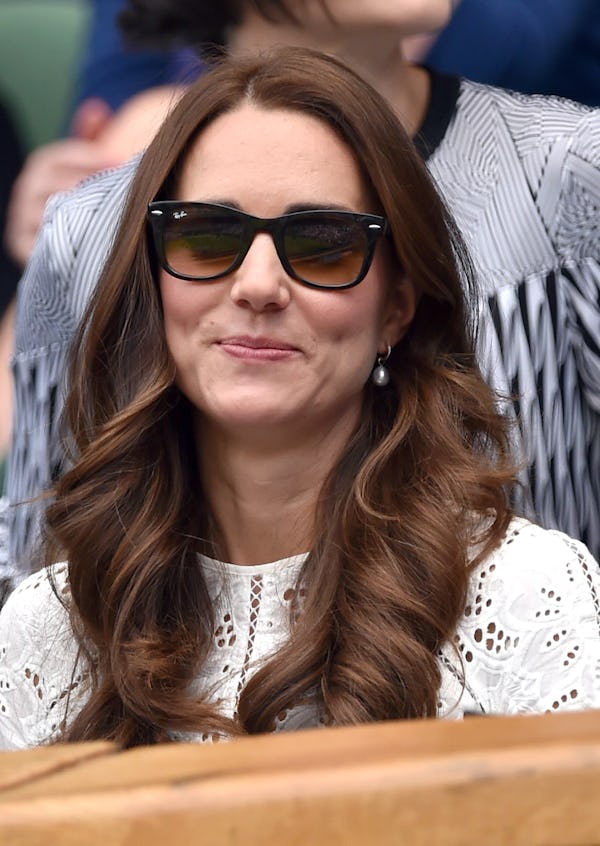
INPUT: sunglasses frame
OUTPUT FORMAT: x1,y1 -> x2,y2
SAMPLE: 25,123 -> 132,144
147,201 -> 389,290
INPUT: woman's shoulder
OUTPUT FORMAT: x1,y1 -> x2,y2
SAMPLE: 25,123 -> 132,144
460,518 -> 600,658
467,516 -> 599,616
477,517 -> 597,578
461,518 -> 600,667
0,563 -> 82,750
451,80 -> 600,211
458,78 -> 599,143
446,518 -> 600,716
4,561 -> 70,600
0,562 -> 71,638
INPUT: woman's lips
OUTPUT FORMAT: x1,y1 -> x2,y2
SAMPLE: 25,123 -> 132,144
217,336 -> 299,361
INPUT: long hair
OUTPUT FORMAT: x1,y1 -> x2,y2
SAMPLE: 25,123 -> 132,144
46,47 -> 517,745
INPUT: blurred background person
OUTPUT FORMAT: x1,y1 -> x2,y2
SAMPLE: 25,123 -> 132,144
4,0 -> 201,270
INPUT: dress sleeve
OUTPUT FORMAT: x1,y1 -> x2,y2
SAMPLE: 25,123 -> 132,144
0,566 -> 80,749
8,161 -> 137,576
558,110 -> 600,411
0,497 -> 12,601
457,520 -> 600,715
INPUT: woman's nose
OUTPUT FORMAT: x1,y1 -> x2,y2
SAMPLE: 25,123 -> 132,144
229,233 -> 291,312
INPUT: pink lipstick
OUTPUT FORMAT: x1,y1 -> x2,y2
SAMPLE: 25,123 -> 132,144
218,336 -> 299,361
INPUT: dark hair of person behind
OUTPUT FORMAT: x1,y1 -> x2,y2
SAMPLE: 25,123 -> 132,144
119,0 -> 305,50
46,47 -> 518,746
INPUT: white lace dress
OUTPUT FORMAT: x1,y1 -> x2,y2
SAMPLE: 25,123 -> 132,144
1,517 -> 599,750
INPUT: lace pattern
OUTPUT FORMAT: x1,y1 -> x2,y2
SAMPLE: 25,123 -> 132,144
1,518 -> 599,749
0,497 -> 15,605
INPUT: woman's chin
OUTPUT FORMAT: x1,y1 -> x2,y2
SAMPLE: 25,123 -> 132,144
197,400 -> 305,439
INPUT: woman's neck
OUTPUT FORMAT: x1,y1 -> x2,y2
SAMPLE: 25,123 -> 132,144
230,14 -> 431,137
196,420 -> 355,566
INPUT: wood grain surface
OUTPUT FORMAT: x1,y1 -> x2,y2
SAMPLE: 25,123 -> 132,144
1,710 -> 600,845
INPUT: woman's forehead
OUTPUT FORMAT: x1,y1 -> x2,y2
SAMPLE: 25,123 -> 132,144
174,104 -> 372,213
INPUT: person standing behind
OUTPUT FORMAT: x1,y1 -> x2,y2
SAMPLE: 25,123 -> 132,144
2,0 -> 599,596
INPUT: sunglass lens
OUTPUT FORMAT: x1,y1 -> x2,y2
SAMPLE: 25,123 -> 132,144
283,217 -> 367,286
163,212 -> 244,279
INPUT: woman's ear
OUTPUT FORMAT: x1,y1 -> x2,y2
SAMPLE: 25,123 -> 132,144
381,275 -> 419,349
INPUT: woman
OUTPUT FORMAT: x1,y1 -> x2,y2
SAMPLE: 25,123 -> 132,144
8,0 -> 600,603
0,48 -> 598,749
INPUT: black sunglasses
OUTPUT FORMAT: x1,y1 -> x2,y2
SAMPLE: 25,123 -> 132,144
147,201 -> 388,290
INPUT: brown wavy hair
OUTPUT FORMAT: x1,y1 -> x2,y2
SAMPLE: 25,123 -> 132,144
46,47 -> 517,745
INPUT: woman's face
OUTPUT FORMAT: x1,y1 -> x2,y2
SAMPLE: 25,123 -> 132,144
159,104 -> 414,443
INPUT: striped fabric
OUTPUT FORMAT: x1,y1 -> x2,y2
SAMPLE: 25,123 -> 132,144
2,74 -> 599,588
426,80 -> 600,560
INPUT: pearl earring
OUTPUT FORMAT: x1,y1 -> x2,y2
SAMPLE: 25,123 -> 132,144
371,345 -> 391,387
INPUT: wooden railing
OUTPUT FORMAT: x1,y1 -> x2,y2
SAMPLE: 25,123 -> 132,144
2,709 -> 600,845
